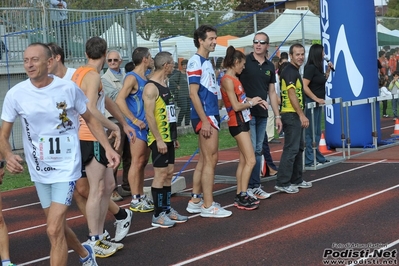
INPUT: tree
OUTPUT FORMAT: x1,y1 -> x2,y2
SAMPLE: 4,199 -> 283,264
234,0 -> 271,36
381,0 -> 399,30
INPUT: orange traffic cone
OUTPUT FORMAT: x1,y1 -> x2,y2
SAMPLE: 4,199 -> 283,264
391,118 -> 399,136
319,132 -> 332,154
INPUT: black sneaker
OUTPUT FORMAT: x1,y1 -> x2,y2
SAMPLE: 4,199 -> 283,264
234,195 -> 259,210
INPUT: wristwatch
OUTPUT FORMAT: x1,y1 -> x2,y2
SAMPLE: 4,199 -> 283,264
0,160 -> 5,169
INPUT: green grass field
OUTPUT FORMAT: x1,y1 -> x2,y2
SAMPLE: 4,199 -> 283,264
0,129 -> 237,192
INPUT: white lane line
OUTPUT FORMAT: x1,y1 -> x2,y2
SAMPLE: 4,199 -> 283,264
7,159 -> 386,235
172,183 -> 399,266
15,160 -> 388,265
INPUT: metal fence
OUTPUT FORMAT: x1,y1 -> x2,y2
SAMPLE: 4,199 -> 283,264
0,6 -> 398,149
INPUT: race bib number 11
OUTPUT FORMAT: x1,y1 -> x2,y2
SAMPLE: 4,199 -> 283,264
39,135 -> 75,162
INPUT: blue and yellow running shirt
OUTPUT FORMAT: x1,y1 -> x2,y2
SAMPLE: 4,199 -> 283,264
146,80 -> 177,146
280,63 -> 304,113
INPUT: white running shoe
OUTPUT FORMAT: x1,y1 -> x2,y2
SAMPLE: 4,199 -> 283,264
186,199 -> 204,213
247,186 -> 271,199
200,202 -> 232,218
80,244 -> 98,266
114,209 -> 133,242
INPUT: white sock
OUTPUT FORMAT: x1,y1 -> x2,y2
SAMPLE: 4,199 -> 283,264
2,260 -> 11,266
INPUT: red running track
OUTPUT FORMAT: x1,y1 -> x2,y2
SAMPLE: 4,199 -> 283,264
2,118 -> 399,266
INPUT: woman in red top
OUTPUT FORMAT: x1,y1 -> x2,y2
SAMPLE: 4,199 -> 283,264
221,46 -> 267,210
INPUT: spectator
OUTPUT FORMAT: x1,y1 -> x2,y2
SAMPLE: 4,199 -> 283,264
388,71 -> 399,121
49,0 -> 69,58
101,50 -> 132,201
379,77 -> 391,118
220,46 -> 268,210
239,32 -> 282,200
0,40 -> 8,61
169,59 -> 190,127
275,43 -> 312,194
185,25 -> 232,218
303,43 -> 333,167
143,51 -> 188,227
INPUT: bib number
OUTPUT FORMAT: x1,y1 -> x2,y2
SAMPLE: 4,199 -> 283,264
242,108 -> 251,122
166,104 -> 177,123
39,135 -> 75,162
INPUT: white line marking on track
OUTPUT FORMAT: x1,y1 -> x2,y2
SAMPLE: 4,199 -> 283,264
16,159 -> 390,265
172,182 -> 399,265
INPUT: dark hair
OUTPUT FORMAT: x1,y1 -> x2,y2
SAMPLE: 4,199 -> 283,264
193,25 -> 217,49
125,61 -> 135,72
305,43 -> 323,73
278,61 -> 290,76
28,42 -> 53,59
153,51 -> 173,70
379,77 -> 386,87
379,50 -> 386,57
86,37 -> 107,59
223,46 -> 245,69
289,43 -> 305,55
254,32 -> 269,43
132,47 -> 150,66
280,52 -> 288,60
393,70 -> 399,76
181,59 -> 188,66
215,57 -> 224,69
47,42 -> 65,64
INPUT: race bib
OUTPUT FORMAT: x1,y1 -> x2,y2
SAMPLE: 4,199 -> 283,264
166,104 -> 177,123
38,135 -> 76,162
242,108 -> 251,122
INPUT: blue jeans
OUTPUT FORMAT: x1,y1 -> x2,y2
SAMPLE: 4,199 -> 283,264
276,112 -> 304,187
263,132 -> 278,171
305,99 -> 326,165
393,98 -> 398,118
248,116 -> 267,188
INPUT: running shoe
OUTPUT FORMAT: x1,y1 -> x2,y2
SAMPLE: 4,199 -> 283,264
152,211 -> 176,228
85,239 -> 117,258
186,199 -> 204,213
111,191 -> 123,202
102,230 -> 124,250
200,202 -> 232,218
247,185 -> 271,199
114,209 -> 133,242
167,208 -> 188,223
80,243 -> 98,266
292,180 -> 312,189
274,185 -> 299,194
234,195 -> 259,210
130,199 -> 154,212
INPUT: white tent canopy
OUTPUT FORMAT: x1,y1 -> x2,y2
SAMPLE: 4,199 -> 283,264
100,22 -> 178,59
377,24 -> 399,37
100,22 -> 162,49
159,35 -> 228,58
228,9 -> 321,48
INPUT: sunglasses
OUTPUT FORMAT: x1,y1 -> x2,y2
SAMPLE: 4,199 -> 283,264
253,40 -> 268,45
107,58 -> 120,63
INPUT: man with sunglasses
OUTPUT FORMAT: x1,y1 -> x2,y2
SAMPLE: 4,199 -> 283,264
101,50 -> 132,202
239,32 -> 282,202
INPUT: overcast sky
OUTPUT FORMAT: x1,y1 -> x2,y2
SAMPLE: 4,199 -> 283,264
374,0 -> 388,5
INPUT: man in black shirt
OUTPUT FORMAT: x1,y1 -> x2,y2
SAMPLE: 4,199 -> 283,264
239,32 -> 282,200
